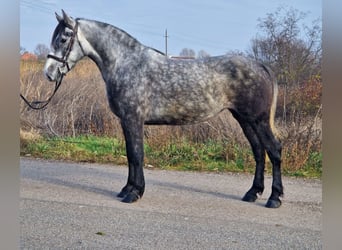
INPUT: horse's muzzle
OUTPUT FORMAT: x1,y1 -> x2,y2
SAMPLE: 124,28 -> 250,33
44,60 -> 63,82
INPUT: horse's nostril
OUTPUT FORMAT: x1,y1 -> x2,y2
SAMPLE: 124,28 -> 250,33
44,65 -> 57,81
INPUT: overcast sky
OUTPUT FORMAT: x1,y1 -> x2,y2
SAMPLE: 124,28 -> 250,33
20,0 -> 321,56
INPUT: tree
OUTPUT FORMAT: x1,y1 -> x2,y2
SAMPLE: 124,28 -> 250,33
197,50 -> 210,59
249,7 -> 321,87
179,48 -> 196,58
248,7 -> 322,123
34,44 -> 50,60
20,46 -> 27,55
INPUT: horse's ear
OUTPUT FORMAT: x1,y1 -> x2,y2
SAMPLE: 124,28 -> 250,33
61,9 -> 76,29
55,12 -> 63,23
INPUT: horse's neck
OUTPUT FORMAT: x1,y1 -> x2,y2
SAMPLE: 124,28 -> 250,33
78,19 -> 145,72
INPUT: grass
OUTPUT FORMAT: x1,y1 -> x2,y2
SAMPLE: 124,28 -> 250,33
20,134 -> 322,178
21,135 -> 127,164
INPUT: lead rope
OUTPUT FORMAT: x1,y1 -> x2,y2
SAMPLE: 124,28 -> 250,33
20,74 -> 64,110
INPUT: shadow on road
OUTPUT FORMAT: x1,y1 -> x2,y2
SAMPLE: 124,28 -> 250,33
151,180 -> 243,202
25,169 -> 246,204
25,175 -> 120,199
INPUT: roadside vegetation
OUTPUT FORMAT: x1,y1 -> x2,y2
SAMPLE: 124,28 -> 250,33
20,7 -> 321,178
20,134 -> 321,178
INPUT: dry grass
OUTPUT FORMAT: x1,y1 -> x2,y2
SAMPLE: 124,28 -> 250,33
20,59 -> 322,175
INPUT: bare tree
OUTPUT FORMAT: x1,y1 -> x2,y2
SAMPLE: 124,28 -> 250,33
197,50 -> 210,59
249,7 -> 321,86
34,44 -> 50,60
248,6 -> 322,123
179,48 -> 196,58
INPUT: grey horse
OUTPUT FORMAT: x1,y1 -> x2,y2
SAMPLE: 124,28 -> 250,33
44,10 -> 283,208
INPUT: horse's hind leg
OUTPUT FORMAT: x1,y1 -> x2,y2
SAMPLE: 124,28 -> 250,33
230,110 -> 265,203
251,115 -> 283,208
117,118 -> 145,203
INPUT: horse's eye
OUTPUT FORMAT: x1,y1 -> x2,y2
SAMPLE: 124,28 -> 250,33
65,31 -> 73,36
60,38 -> 67,43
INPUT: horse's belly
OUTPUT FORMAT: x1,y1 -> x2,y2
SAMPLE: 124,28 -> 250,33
145,101 -> 226,125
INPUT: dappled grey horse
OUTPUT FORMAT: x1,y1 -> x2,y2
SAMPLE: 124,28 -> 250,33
44,10 -> 283,208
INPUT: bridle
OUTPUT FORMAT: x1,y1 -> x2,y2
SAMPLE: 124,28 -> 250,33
46,20 -> 80,73
20,19 -> 82,110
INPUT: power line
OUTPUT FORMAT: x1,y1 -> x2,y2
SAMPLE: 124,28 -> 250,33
20,0 -> 55,14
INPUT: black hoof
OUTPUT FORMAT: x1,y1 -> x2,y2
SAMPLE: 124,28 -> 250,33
242,193 -> 257,202
121,191 -> 141,203
117,185 -> 133,198
117,190 -> 128,198
265,198 -> 282,208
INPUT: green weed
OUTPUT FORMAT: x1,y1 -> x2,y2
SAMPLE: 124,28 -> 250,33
20,135 -> 321,178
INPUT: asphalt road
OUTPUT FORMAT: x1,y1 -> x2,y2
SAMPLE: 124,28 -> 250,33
20,157 -> 322,249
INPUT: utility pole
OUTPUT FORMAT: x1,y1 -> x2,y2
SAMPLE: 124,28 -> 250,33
164,29 -> 168,57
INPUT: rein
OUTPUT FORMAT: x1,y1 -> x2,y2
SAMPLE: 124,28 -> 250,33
20,21 -> 79,110
20,75 -> 64,110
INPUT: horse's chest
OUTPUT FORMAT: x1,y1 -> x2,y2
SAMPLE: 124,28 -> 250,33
105,80 -> 145,118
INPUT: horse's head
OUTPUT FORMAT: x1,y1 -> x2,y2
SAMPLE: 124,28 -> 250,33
44,10 -> 84,82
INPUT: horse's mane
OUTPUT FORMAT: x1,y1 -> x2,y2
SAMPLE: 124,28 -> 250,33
79,18 -> 165,56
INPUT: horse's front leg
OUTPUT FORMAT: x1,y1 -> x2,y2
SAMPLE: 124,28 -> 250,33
117,118 -> 145,203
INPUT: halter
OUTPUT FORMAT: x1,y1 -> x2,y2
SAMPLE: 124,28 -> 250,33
20,20 -> 83,110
